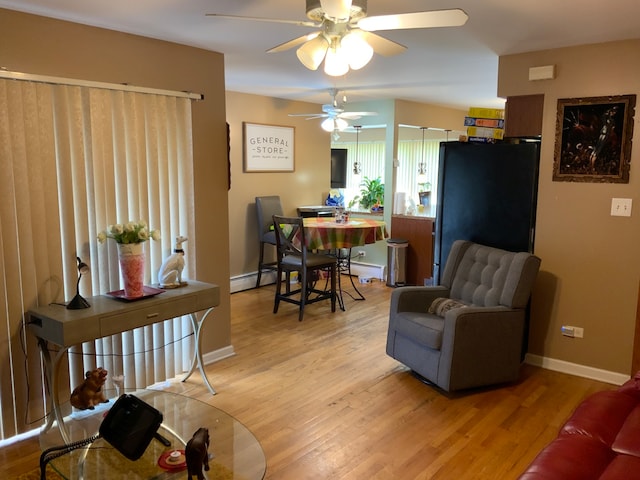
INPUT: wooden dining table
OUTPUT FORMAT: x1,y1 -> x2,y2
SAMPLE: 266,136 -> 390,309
303,217 -> 388,309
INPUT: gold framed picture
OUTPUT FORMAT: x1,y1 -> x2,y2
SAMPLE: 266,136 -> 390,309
553,94 -> 635,183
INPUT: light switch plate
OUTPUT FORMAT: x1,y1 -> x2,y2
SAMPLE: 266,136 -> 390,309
611,198 -> 632,217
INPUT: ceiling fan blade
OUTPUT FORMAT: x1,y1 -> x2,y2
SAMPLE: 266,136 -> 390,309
358,9 -> 468,32
339,111 -> 378,119
206,13 -> 319,28
268,32 -> 321,53
288,113 -> 329,119
359,31 -> 406,56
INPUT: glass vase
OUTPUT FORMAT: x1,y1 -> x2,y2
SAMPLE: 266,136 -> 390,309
117,242 -> 145,298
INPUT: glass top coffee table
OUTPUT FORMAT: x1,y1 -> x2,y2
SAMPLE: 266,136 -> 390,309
40,389 -> 266,480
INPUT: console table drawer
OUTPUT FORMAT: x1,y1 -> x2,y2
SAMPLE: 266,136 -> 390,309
99,294 -> 196,337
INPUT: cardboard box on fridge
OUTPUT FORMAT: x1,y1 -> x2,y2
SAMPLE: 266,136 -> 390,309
466,126 -> 504,140
467,107 -> 504,119
467,136 -> 497,143
464,117 -> 505,128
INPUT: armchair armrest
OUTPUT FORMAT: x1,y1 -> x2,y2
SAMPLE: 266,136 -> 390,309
438,306 -> 526,391
390,286 -> 450,314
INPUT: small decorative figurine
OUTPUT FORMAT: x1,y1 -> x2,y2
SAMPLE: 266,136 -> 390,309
185,427 -> 210,480
157,235 -> 188,288
70,367 -> 109,410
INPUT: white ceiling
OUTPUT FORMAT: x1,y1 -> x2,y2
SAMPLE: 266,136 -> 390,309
2,0 -> 639,110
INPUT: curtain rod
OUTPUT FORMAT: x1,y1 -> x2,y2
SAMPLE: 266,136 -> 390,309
0,70 -> 204,100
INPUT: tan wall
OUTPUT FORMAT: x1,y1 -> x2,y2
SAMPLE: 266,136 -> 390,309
226,94 -> 468,279
0,9 -> 231,352
498,39 -> 640,374
395,99 -> 467,129
225,91 -> 331,278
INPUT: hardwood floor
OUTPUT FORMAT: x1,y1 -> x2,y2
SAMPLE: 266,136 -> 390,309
3,278 -> 615,479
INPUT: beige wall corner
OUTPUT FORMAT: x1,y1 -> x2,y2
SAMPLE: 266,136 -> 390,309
498,39 -> 640,375
225,91 -> 332,279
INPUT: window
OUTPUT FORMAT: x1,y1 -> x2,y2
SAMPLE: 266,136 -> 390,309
332,125 -> 463,214
331,126 -> 386,210
0,77 -> 196,440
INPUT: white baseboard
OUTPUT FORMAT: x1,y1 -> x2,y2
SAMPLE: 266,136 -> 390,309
230,264 -> 386,294
231,271 -> 276,293
347,261 -> 386,281
202,344 -> 236,366
525,354 -> 630,386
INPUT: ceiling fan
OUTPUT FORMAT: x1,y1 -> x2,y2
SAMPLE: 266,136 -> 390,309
288,88 -> 377,137
207,0 -> 468,76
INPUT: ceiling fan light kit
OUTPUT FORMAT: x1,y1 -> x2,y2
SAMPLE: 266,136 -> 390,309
321,117 -> 349,132
297,28 -> 374,76
340,31 -> 373,70
208,1 -> 468,77
296,34 -> 329,70
306,0 -> 367,22
323,44 -> 350,76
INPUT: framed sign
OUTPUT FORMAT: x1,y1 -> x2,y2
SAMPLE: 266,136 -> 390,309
243,122 -> 295,172
553,94 -> 635,183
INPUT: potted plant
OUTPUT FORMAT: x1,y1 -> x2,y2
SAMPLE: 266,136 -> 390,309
358,177 -> 384,211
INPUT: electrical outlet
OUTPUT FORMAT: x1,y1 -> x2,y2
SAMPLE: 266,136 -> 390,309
357,250 -> 366,258
561,325 -> 584,338
561,325 -> 575,337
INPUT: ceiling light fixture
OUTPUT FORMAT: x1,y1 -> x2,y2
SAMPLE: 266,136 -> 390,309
417,127 -> 428,183
340,31 -> 373,70
323,40 -> 350,76
296,33 -> 329,70
321,117 -> 348,132
297,32 -> 374,76
353,125 -> 362,175
321,0 -> 354,21
295,1 -> 374,77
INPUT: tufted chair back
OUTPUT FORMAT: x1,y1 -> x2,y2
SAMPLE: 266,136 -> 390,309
440,240 -> 541,309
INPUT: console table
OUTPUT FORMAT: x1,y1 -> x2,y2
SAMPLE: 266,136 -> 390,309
28,280 -> 219,442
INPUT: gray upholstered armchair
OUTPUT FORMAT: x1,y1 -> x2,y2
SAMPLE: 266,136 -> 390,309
386,240 -> 541,392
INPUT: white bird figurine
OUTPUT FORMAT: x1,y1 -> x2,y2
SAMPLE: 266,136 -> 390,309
158,236 -> 188,288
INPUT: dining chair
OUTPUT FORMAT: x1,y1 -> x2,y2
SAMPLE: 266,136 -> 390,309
272,215 -> 337,321
255,196 -> 284,288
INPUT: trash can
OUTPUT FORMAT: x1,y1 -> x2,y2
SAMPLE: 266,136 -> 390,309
386,238 -> 408,287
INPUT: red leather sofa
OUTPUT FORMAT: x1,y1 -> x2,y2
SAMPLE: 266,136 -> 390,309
519,372 -> 640,479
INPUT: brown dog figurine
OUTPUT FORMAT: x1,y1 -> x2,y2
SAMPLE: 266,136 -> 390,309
70,367 -> 109,410
185,427 -> 210,480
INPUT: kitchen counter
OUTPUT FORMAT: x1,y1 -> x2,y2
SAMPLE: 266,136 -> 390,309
390,214 -> 434,286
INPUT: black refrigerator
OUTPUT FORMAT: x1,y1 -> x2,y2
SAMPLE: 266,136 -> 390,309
433,141 -> 540,283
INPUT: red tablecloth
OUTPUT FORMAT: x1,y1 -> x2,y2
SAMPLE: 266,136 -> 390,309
303,217 -> 388,250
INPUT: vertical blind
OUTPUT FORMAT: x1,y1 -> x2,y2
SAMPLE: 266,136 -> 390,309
333,139 -> 441,210
335,141 -> 387,208
396,139 -> 441,206
0,78 -> 196,441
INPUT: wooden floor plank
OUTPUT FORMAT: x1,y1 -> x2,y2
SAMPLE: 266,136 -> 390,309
2,279 -> 616,479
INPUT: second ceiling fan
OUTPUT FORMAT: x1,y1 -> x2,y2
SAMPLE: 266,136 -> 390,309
288,88 -> 377,137
207,0 -> 468,76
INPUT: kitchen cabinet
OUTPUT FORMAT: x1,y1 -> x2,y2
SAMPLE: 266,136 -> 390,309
390,215 -> 434,286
